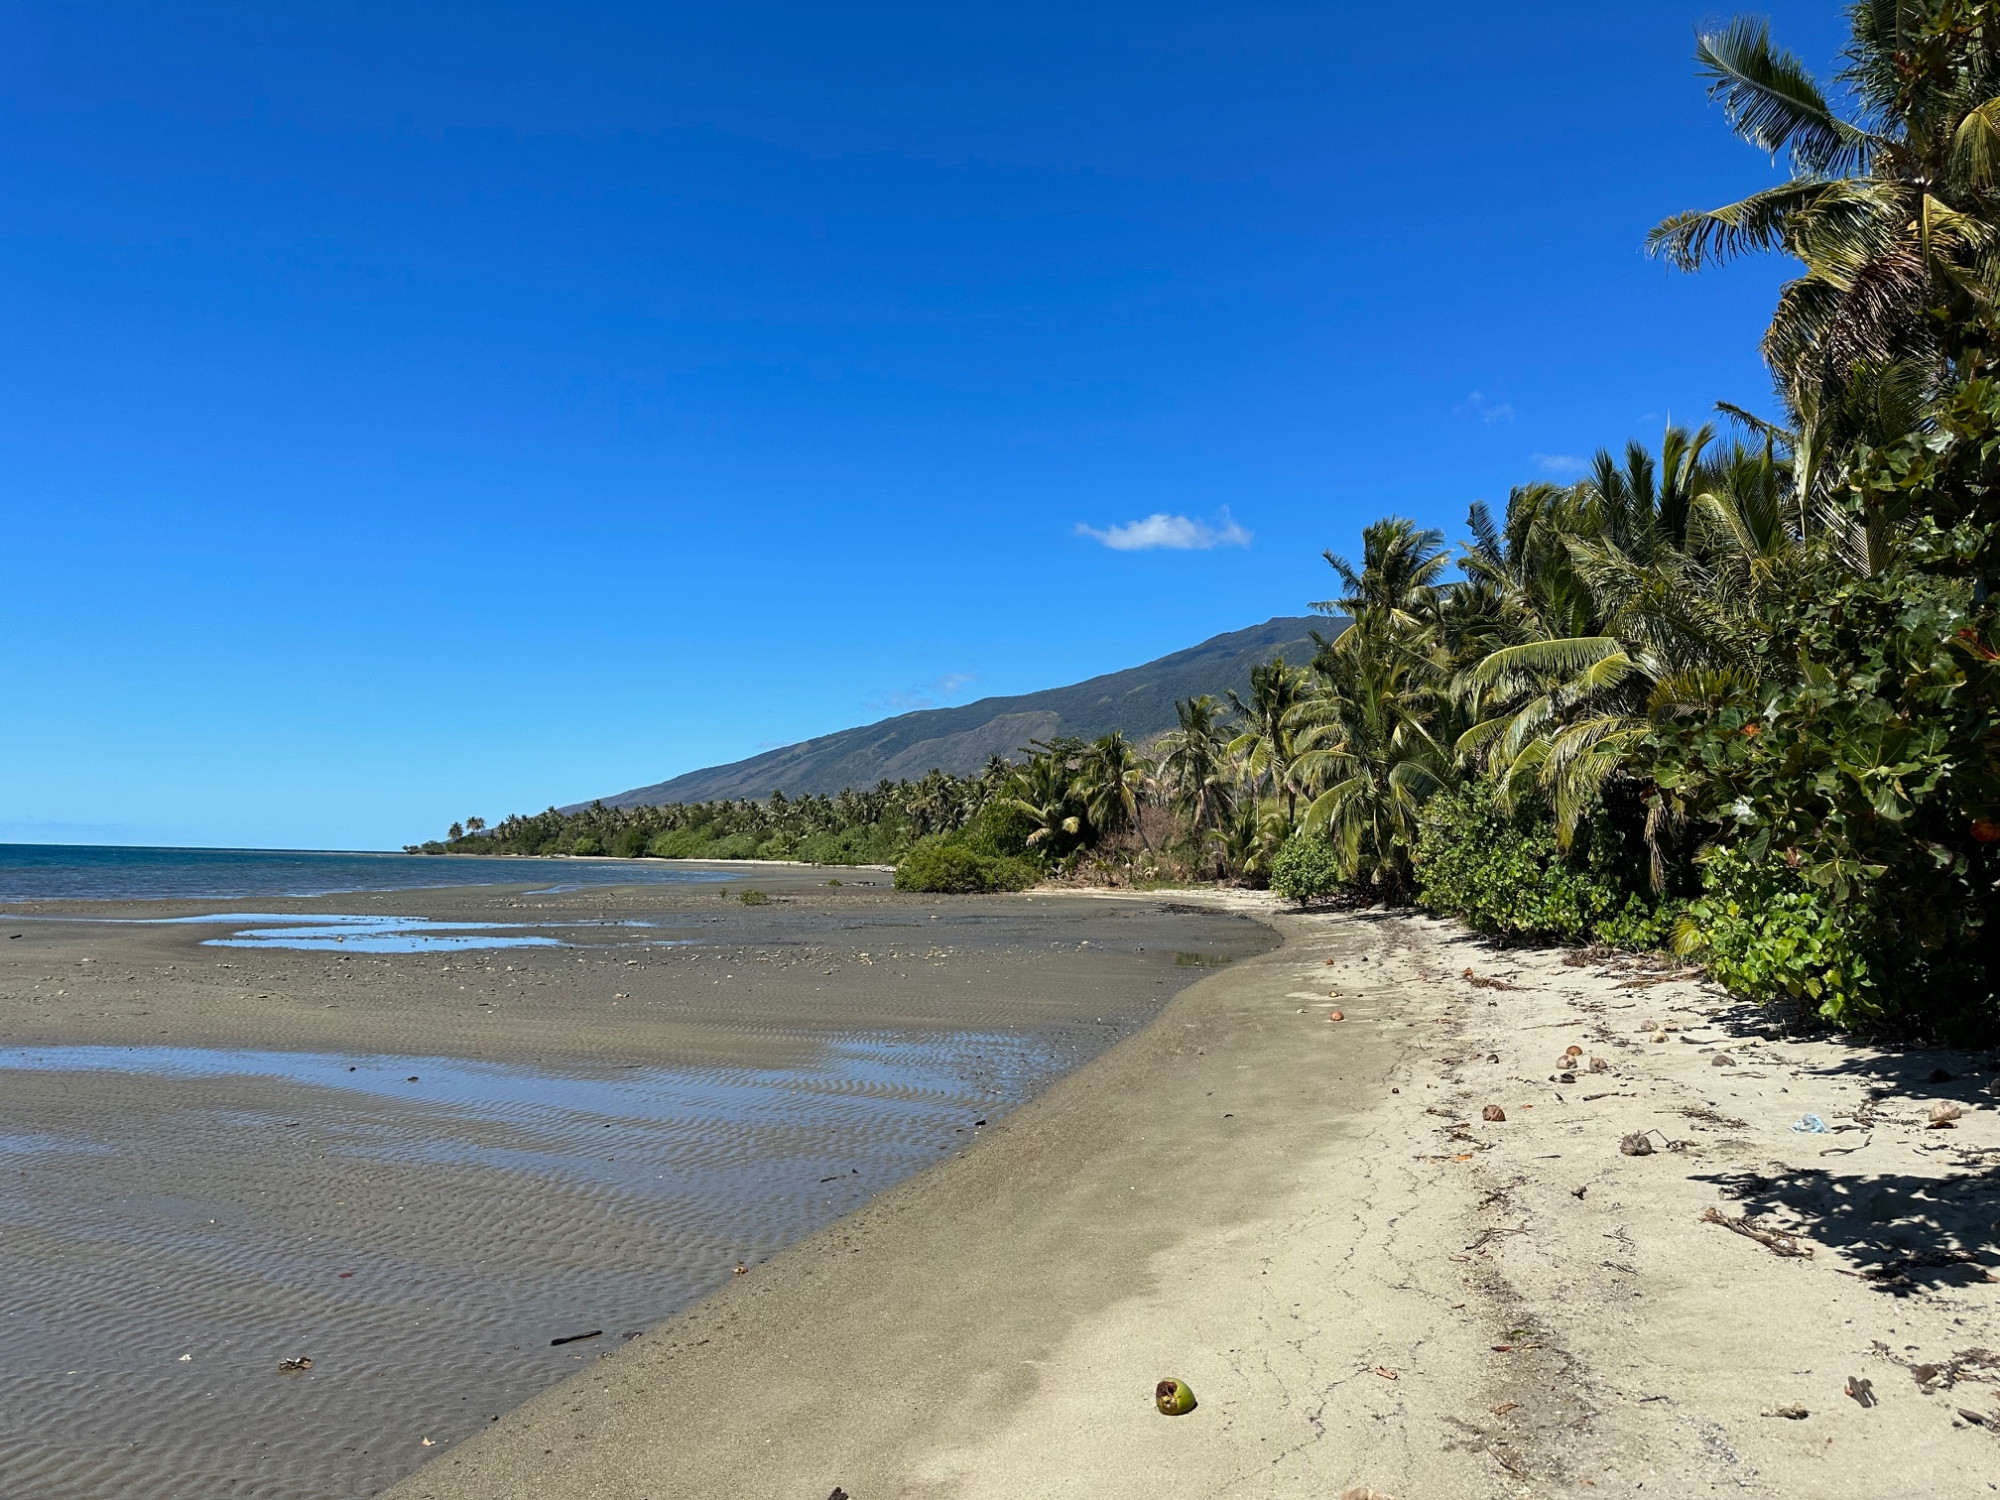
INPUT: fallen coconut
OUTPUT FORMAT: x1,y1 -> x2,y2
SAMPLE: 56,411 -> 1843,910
1155,1377 -> 1197,1416
1483,1104 -> 1506,1122
1619,1132 -> 1654,1156
1929,1102 -> 1963,1128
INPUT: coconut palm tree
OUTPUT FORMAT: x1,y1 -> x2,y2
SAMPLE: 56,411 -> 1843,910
1227,659 -> 1313,826
1313,517 -> 1452,646
1293,644 -> 1455,898
1649,9 -> 2000,402
1075,732 -> 1153,848
1002,748 -> 1085,854
1156,695 -> 1237,872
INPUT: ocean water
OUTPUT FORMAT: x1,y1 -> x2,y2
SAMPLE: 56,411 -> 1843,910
0,843 -> 734,903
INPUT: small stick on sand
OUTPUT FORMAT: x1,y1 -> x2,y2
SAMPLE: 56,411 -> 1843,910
1700,1207 -> 1814,1258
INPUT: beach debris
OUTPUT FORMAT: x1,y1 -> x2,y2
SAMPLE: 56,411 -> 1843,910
1555,1071 -> 1576,1084
1712,1053 -> 1737,1067
1487,1052 -> 1500,1064
1928,1102 -> 1963,1129
734,1262 -> 748,1275
1571,1185 -> 1587,1199
1701,1207 -> 1814,1258
277,1356 -> 313,1372
1960,1408 -> 1990,1427
421,1437 -> 434,1447
1340,1489 -> 1395,1500
1790,1114 -> 1830,1134
1565,1045 -> 1583,1060
1329,1010 -> 1345,1022
1589,1056 -> 1609,1072
1155,1377 -> 1197,1415
1619,1133 -> 1655,1156
1764,1405 -> 1810,1419
550,1330 -> 602,1347
1461,967 -> 1525,991
1490,1401 -> 1520,1415
1650,1031 -> 1668,1043
406,1076 -> 420,1083
1845,1376 -> 1876,1408
1373,1366 -> 1398,1380
178,1353 -> 192,1362
1483,1105 -> 1507,1122
1930,1068 -> 1956,1083
827,1490 -> 851,1500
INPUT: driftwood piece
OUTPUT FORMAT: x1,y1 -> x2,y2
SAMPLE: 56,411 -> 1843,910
1700,1207 -> 1814,1259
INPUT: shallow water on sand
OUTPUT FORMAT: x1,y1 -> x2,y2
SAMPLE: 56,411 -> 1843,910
0,1032 -> 1074,1500
0,889 -> 1272,1500
8,910 -> 669,952
0,843 -> 737,903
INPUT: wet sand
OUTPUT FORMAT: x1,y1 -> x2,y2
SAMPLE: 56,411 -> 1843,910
0,867 -> 1273,1499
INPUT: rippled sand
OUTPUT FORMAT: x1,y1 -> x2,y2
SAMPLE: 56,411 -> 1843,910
0,869 -> 1272,1499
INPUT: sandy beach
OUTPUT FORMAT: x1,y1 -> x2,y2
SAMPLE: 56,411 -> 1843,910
383,894 -> 2000,1500
0,867 -> 1272,1500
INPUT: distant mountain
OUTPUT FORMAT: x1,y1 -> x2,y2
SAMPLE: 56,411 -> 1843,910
578,615 -> 1339,808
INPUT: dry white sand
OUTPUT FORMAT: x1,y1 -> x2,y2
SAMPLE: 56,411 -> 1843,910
389,895 -> 2000,1499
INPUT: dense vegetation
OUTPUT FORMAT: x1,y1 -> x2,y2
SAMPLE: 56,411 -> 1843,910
412,767 -> 1010,865
423,6 -> 2000,1038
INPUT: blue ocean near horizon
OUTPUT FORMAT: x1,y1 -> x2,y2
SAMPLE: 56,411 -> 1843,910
0,843 -> 736,904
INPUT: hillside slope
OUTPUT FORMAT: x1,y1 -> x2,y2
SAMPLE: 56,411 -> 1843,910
581,615 -> 1335,807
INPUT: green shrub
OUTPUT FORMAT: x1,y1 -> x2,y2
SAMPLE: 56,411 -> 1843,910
611,826 -> 650,858
646,827 -> 706,859
958,800 -> 1040,860
739,888 -> 770,906
794,823 -> 903,866
703,831 -> 762,861
1674,846 -> 1876,1025
893,836 -> 1039,893
1413,783 -> 1672,947
1645,552 -> 1999,1035
569,835 -> 605,857
1269,833 -> 1343,904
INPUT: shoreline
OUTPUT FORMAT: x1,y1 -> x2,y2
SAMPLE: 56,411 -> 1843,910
0,875 -> 1274,1500
389,896 -> 2000,1499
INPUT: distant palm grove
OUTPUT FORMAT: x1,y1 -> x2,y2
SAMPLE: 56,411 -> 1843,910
424,6 -> 2000,1039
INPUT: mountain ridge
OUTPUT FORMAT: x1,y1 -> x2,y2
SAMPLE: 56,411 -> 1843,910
575,615 -> 1336,808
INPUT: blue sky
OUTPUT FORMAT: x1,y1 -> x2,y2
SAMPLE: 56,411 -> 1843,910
0,1 -> 1848,850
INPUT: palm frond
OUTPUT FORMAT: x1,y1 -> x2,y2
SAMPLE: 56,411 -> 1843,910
1695,17 -> 1876,174
1952,96 -> 2000,187
1468,637 -> 1623,687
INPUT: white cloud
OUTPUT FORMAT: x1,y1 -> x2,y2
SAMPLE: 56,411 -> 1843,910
1075,510 -> 1252,552
1455,391 -> 1516,425
1533,452 -> 1588,476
